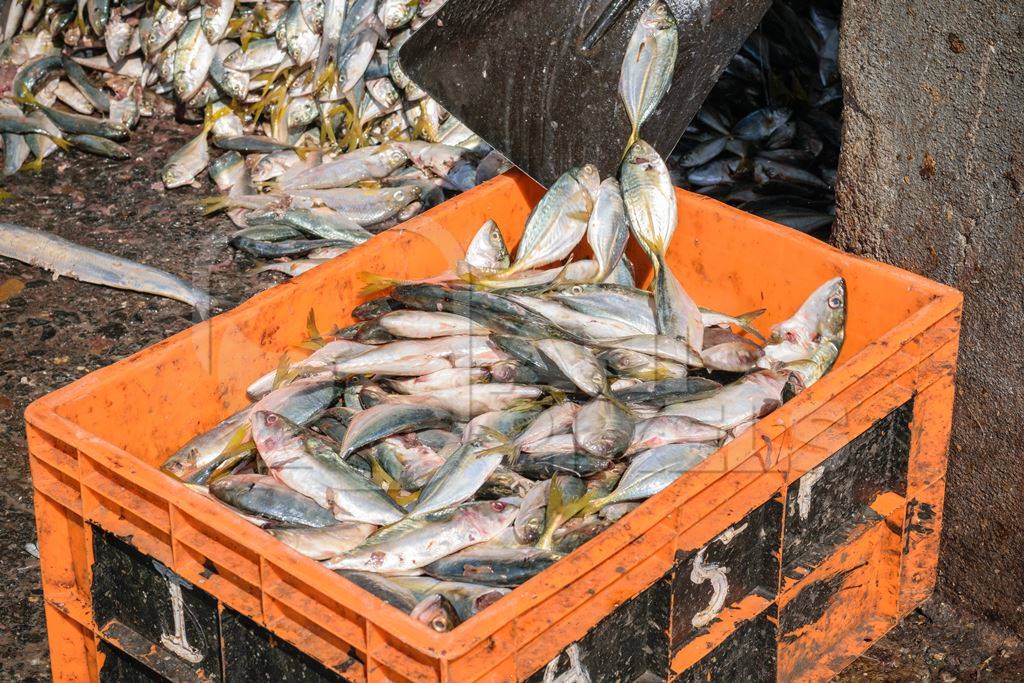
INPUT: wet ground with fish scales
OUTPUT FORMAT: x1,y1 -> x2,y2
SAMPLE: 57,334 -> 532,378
0,116 -> 1021,681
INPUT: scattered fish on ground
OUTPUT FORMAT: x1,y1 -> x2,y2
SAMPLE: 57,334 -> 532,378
0,222 -> 212,314
0,0 -> 507,277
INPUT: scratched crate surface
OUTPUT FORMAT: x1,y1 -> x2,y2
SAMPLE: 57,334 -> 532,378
25,173 -> 962,682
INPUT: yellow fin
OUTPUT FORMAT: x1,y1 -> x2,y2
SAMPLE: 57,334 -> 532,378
20,157 -> 43,173
305,309 -> 324,347
358,272 -> 401,296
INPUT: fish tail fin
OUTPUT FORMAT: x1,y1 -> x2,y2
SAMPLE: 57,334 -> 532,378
246,261 -> 275,276
478,426 -> 520,462
535,481 -> 564,550
20,157 -> 43,173
456,261 -> 505,287
206,450 -> 253,484
199,195 -> 232,215
293,143 -> 319,161
305,308 -> 324,346
735,308 -> 768,343
540,258 -> 576,293
622,127 -> 639,161
202,103 -> 230,135
510,394 -> 556,413
314,61 -> 337,96
48,135 -> 72,152
358,271 -> 401,295
602,388 -> 635,418
14,87 -> 40,109
538,487 -> 600,549
580,492 -> 608,517
367,454 -> 405,502
220,424 -> 253,457
271,352 -> 293,390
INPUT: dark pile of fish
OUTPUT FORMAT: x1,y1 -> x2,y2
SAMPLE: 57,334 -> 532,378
670,0 -> 842,238
160,134 -> 848,630
0,0 -> 504,274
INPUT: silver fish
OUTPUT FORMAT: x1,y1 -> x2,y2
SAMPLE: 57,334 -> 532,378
412,436 -> 509,517
173,20 -> 215,102
384,384 -> 543,420
200,0 -> 235,42
464,219 -> 510,271
339,403 -> 452,457
410,593 -> 460,632
270,522 -> 377,560
209,474 -> 338,527
515,402 -> 580,450
660,370 -> 790,433
624,415 -> 726,456
621,140 -> 703,348
282,145 -> 408,190
162,116 -> 216,188
506,166 -> 596,275
388,367 -> 489,394
536,339 -> 606,397
591,442 -> 717,509
287,186 -> 420,226
369,433 -> 447,490
0,223 -> 211,312
324,500 -> 518,574
586,178 -> 629,282
573,398 -> 633,459
619,0 -> 678,149
378,310 -> 489,338
246,339 -> 370,400
251,411 -> 406,525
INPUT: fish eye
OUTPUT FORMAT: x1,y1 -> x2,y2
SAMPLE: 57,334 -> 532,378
828,294 -> 843,309
491,501 -> 507,511
571,285 -> 584,295
431,619 -> 447,632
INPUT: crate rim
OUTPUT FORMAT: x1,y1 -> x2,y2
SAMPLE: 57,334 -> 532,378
24,171 -> 964,663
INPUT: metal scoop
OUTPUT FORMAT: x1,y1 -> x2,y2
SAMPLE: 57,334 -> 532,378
400,0 -> 771,187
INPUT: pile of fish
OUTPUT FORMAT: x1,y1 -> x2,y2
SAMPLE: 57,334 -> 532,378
161,135 -> 847,631
0,0 -> 503,273
155,1 -> 853,632
670,0 -> 842,238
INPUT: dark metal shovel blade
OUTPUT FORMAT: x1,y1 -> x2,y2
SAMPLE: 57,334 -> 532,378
400,0 -> 771,187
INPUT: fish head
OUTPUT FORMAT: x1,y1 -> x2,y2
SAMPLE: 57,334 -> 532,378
599,348 -> 647,373
160,447 -> 201,480
764,277 -> 846,363
380,0 -> 418,29
411,594 -> 460,633
642,0 -> 677,30
485,221 -> 508,252
162,162 -> 192,189
378,143 -> 408,169
463,500 -> 519,536
250,410 -> 300,453
390,184 -> 421,205
473,589 -> 508,613
572,164 -> 602,200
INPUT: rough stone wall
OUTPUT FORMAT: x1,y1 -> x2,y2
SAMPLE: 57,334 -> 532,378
833,0 -> 1024,629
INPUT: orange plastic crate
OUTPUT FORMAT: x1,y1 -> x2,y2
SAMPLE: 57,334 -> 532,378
25,171 -> 961,682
